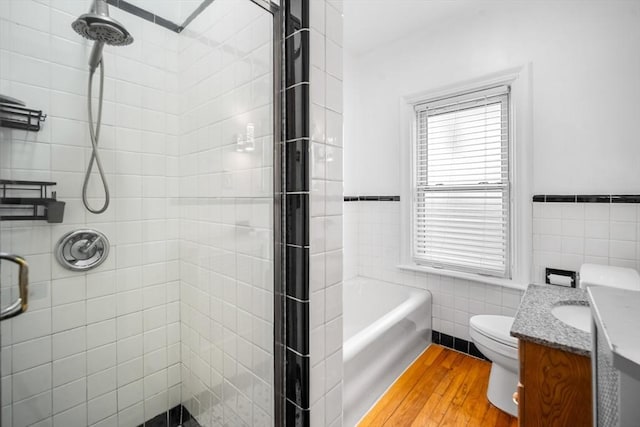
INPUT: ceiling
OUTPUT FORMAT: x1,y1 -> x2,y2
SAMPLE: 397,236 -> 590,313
343,0 -> 490,56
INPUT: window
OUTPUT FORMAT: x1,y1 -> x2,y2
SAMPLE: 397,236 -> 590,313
412,86 -> 510,278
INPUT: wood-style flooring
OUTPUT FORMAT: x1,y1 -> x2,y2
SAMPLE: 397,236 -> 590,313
359,344 -> 519,427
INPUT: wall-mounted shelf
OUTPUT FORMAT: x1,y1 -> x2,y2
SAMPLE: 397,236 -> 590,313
0,180 -> 65,223
0,103 -> 47,131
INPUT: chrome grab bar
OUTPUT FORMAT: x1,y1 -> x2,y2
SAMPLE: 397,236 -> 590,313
0,253 -> 29,320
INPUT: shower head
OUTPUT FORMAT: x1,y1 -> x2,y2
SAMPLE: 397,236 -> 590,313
72,0 -> 133,71
72,0 -> 133,46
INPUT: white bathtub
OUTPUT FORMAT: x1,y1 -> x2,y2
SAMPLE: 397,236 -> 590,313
343,277 -> 432,426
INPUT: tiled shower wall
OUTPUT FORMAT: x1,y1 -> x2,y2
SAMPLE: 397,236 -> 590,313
0,1 -> 181,426
308,1 -> 343,426
176,1 -> 275,426
343,201 -> 523,343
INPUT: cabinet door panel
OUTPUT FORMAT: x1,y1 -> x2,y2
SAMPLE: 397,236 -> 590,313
520,341 -> 592,427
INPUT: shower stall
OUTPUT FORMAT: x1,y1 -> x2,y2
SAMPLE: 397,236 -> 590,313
0,0 -> 291,425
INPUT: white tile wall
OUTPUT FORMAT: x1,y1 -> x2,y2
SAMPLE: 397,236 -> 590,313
0,1 -> 181,426
533,202 -> 640,282
309,1 -> 344,426
176,1 -> 274,426
343,201 -> 524,343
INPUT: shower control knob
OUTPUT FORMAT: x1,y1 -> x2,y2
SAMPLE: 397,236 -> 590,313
55,229 -> 109,271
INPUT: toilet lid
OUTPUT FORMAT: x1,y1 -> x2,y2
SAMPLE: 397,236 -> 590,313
470,315 -> 518,348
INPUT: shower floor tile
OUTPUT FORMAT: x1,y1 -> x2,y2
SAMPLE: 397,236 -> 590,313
358,344 -> 518,427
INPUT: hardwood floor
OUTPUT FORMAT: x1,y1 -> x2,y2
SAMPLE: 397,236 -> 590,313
358,344 -> 519,427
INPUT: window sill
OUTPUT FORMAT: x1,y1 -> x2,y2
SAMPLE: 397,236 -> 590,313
397,263 -> 528,291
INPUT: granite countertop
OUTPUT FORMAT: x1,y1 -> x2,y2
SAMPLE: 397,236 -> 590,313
511,284 -> 591,357
589,286 -> 640,380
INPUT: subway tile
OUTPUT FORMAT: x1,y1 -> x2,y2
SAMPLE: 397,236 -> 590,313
285,139 -> 310,192
87,390 -> 117,425
561,203 -> 584,220
561,220 -> 584,237
286,194 -> 309,247
53,378 -> 86,415
286,298 -> 309,355
585,204 -> 610,221
53,403 -> 87,427
12,391 -> 52,427
310,0 -> 326,34
53,352 -> 86,388
286,349 -> 310,409
324,2 -> 343,46
286,0 -> 310,36
286,30 -> 310,87
584,239 -> 609,258
585,220 -> 609,239
310,29 -> 325,71
286,400 -> 310,424
325,39 -> 342,80
611,204 -> 637,222
610,240 -> 636,260
12,336 -> 52,372
285,84 -> 310,141
13,363 -> 52,402
325,74 -> 342,114
286,246 -> 310,300
610,221 -> 637,241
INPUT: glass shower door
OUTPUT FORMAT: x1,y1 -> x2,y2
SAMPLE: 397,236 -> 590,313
0,0 -> 277,426
176,0 -> 276,425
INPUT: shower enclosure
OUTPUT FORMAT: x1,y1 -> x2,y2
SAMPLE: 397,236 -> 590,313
0,0 -> 281,425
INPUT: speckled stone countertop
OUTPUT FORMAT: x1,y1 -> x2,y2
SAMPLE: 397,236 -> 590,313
510,284 -> 591,357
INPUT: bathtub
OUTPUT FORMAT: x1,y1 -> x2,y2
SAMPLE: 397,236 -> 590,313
343,277 -> 432,426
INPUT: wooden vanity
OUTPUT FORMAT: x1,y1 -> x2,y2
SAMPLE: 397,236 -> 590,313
517,340 -> 591,426
510,285 -> 593,427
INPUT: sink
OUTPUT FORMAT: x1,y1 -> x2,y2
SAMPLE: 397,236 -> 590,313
551,303 -> 591,333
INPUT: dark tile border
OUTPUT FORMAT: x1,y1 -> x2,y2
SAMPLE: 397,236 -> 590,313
612,195 -> 640,203
138,405 -> 199,427
280,0 -> 311,424
106,0 -> 182,32
577,195 -> 611,203
533,194 -> 640,203
432,330 -> 490,361
180,0 -> 215,30
344,195 -> 400,202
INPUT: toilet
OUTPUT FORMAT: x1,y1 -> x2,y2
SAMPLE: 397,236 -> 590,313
469,264 -> 640,417
469,314 -> 519,416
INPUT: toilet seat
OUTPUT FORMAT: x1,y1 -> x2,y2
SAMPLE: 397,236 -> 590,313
470,315 -> 518,348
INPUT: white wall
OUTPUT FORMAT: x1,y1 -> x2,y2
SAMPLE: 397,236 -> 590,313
344,1 -> 640,196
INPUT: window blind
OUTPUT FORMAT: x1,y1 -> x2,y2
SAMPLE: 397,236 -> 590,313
413,86 -> 510,277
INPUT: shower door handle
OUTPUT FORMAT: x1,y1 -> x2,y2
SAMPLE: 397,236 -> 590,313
0,253 -> 29,320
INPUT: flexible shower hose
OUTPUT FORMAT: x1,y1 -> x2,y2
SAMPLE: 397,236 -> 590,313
82,59 -> 110,214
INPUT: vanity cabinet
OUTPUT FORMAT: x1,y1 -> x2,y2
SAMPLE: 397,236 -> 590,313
518,340 -> 592,427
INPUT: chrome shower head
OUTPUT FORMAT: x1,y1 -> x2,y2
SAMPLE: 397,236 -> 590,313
72,0 -> 133,46
72,0 -> 133,72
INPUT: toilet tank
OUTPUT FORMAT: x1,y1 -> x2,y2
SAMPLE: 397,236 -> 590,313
579,264 -> 640,290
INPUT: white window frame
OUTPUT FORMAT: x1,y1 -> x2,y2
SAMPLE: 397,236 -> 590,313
398,66 -> 532,290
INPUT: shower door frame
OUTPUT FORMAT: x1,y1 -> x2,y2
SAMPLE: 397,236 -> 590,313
248,0 -> 287,425
0,0 -> 288,424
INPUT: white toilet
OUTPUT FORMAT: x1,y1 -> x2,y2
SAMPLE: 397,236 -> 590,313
469,314 -> 519,416
469,263 -> 640,417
